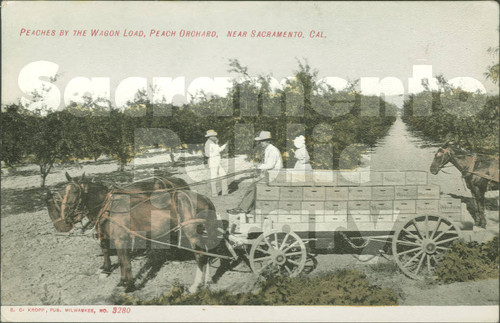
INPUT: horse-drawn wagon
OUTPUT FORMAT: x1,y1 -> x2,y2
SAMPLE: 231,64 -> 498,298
48,162 -> 478,292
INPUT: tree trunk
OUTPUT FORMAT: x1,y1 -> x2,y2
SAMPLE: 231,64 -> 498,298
170,150 -> 176,163
40,170 -> 48,187
118,161 -> 126,172
40,163 -> 53,187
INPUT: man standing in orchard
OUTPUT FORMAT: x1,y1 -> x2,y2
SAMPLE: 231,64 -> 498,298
204,130 -> 228,197
227,130 -> 283,214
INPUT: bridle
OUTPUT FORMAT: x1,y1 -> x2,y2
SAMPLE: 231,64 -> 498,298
435,145 -> 476,176
435,147 -> 452,170
60,182 -> 88,224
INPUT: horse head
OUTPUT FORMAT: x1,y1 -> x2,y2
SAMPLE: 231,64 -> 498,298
430,142 -> 454,175
45,188 -> 74,232
60,172 -> 90,225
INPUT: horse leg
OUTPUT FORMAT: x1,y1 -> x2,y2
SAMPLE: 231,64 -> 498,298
210,238 -> 235,283
100,241 -> 112,275
470,184 -> 487,228
476,185 -> 487,228
115,239 -> 135,292
189,253 -> 208,293
212,258 -> 234,284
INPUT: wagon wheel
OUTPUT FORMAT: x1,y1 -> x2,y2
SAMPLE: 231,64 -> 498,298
392,214 -> 461,280
249,229 -> 307,277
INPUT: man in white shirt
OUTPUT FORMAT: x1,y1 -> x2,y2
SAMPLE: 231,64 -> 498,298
227,130 -> 282,214
204,129 -> 228,197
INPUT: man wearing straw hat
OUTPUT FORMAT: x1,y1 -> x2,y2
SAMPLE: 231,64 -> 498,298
227,130 -> 282,214
204,129 -> 228,197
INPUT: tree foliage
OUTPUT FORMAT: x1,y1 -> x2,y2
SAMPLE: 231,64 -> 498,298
2,59 -> 397,185
402,77 -> 499,154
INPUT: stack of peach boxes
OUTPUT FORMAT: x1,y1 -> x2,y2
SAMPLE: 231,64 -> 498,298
239,170 -> 462,235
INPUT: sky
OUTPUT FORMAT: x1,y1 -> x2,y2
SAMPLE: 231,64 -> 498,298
2,1 -> 499,110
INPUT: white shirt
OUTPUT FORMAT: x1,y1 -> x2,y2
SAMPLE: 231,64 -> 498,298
258,144 -> 283,170
204,139 -> 226,168
294,146 -> 312,170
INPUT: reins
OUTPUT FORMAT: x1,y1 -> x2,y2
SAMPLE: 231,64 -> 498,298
66,171 -> 257,259
96,211 -> 233,260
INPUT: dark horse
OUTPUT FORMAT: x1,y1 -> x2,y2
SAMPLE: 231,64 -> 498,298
430,142 -> 499,228
48,172 -> 225,293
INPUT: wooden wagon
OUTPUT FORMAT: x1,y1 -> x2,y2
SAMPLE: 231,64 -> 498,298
228,169 -> 472,280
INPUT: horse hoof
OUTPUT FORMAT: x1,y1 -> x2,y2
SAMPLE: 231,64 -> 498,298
125,285 -> 136,293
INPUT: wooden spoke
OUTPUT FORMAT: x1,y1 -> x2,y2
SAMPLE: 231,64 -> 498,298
282,240 -> 300,253
403,250 -> 424,268
435,236 -> 459,246
430,217 -> 442,240
395,246 -> 422,257
435,246 -> 450,251
396,239 -> 422,247
414,252 -> 425,275
411,219 -> 425,240
279,233 -> 291,250
263,236 -> 274,250
284,251 -> 304,257
253,255 -> 273,263
255,247 -> 271,255
284,265 -> 292,275
426,254 -> 432,273
257,260 -> 273,274
287,259 -> 301,266
432,224 -> 455,242
402,228 -> 422,242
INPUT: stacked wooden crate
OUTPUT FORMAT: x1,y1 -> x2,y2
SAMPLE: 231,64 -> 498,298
239,170 -> 463,234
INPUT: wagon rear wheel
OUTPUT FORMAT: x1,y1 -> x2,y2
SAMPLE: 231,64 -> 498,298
392,214 -> 461,280
249,229 -> 307,277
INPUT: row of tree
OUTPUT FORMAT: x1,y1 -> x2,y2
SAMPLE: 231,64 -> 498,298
402,76 -> 499,154
1,60 -> 397,186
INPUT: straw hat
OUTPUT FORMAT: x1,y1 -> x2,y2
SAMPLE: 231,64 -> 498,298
254,131 -> 272,141
205,129 -> 218,137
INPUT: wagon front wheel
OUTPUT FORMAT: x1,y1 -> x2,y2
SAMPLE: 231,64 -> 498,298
392,214 -> 461,280
249,229 -> 307,277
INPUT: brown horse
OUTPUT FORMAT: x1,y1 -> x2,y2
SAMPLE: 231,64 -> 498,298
52,172 -> 224,293
45,188 -> 74,232
430,142 -> 499,228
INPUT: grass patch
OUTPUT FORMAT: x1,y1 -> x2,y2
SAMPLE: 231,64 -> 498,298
435,236 -> 499,283
116,269 -> 398,306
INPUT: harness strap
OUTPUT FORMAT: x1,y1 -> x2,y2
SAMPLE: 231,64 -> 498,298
460,155 -> 499,182
98,212 -> 232,260
468,156 -> 476,174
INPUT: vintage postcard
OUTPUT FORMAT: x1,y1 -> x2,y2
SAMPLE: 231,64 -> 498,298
1,1 -> 499,322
